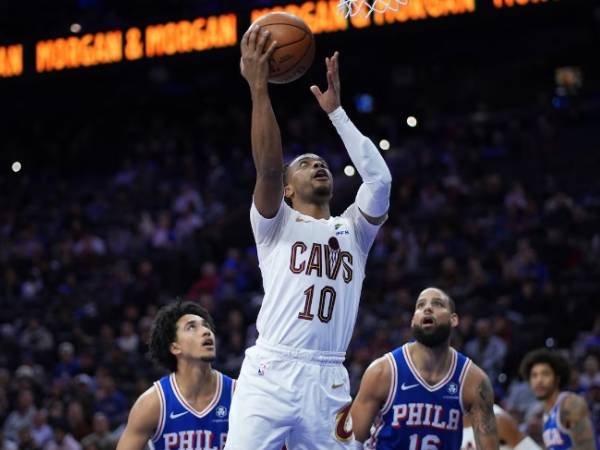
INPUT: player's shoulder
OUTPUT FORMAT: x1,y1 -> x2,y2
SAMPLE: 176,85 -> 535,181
461,361 -> 494,409
134,384 -> 162,411
126,383 -> 162,431
363,353 -> 395,386
463,359 -> 488,383
559,391 -> 589,416
360,353 -> 395,400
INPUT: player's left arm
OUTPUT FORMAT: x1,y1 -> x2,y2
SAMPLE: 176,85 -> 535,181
463,364 -> 500,450
350,356 -> 392,444
559,393 -> 597,450
311,51 -> 391,226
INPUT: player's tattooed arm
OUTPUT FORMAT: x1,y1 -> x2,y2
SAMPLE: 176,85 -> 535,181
559,394 -> 597,450
464,365 -> 499,450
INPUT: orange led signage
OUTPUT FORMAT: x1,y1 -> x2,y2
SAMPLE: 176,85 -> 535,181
36,31 -> 122,73
0,2 -> 558,79
34,13 -> 237,73
251,0 -> 475,31
0,44 -> 24,78
494,0 -> 549,7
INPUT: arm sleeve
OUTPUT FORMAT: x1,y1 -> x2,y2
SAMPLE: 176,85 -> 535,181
329,107 -> 392,219
250,198 -> 291,253
342,203 -> 382,256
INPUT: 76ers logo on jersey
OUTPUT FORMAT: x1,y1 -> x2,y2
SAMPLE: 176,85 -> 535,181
215,406 -> 227,418
447,383 -> 458,395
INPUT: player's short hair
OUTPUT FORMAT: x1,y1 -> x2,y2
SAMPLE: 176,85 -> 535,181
418,287 -> 456,313
149,300 -> 215,372
519,348 -> 570,389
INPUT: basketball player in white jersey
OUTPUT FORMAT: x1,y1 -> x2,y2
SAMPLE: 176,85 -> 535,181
351,287 -> 499,450
462,404 -> 541,450
225,25 -> 391,450
117,302 -> 234,450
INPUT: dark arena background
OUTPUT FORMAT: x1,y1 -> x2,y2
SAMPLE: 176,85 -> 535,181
1,0 -> 599,449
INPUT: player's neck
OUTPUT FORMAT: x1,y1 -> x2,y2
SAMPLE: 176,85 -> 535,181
410,341 -> 453,382
174,362 -> 216,399
543,389 -> 561,413
293,201 -> 331,220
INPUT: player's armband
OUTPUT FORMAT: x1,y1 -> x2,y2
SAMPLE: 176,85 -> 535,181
514,436 -> 542,450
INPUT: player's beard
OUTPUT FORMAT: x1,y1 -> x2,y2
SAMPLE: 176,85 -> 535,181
312,184 -> 332,199
532,385 -> 556,401
412,322 -> 452,348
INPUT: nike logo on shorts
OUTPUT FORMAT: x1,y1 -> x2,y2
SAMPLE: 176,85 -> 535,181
400,383 -> 419,391
331,383 -> 345,389
170,411 -> 189,419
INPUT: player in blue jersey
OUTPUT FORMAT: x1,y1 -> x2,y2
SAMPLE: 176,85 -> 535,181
116,301 -> 234,450
351,287 -> 499,450
520,349 -> 596,450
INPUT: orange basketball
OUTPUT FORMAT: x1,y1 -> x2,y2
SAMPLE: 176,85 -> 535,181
252,12 -> 316,84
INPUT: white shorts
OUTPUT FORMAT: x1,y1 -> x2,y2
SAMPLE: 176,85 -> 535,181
224,338 -> 356,450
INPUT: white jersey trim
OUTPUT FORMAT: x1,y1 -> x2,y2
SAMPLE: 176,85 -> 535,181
381,353 -> 398,415
458,359 -> 472,414
553,392 -> 572,435
151,382 -> 166,443
403,344 -> 457,392
169,372 -> 222,418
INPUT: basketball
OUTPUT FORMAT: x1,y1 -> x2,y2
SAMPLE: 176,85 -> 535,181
252,12 -> 315,84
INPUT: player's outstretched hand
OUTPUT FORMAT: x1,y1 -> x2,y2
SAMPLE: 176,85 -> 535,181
240,24 -> 277,90
310,51 -> 341,114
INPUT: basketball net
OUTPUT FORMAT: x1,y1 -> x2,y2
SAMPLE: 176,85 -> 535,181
339,0 -> 408,18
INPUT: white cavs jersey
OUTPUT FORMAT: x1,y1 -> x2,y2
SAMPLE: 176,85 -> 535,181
250,199 -> 381,353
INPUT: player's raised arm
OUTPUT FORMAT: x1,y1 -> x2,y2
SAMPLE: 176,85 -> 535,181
240,25 -> 283,218
351,357 -> 392,444
462,365 -> 500,450
116,387 -> 160,450
311,51 -> 392,226
559,393 -> 597,450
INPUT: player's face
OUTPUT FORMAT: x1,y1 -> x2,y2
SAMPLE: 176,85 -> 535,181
171,314 -> 216,363
411,288 -> 458,348
285,154 -> 333,203
529,363 -> 560,400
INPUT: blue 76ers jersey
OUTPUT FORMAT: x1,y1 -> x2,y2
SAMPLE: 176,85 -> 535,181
366,344 -> 471,450
542,393 -> 573,450
151,372 -> 234,450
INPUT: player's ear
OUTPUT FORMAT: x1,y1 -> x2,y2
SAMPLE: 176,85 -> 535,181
450,313 -> 459,328
284,184 -> 294,200
170,341 -> 181,356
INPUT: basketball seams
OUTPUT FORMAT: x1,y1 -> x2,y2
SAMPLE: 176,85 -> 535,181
254,13 -> 315,84
261,23 -> 309,49
270,35 -> 315,80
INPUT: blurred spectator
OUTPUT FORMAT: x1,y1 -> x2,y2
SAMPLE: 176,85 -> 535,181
30,410 -> 52,448
65,402 -> 90,442
464,318 -> 508,385
52,343 -> 80,380
3,390 -> 36,443
80,413 -> 116,450
44,421 -> 81,450
93,377 -> 126,427
16,426 -> 40,450
580,354 -> 600,392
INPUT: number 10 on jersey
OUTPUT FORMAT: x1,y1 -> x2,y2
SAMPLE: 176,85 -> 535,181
298,285 -> 337,323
